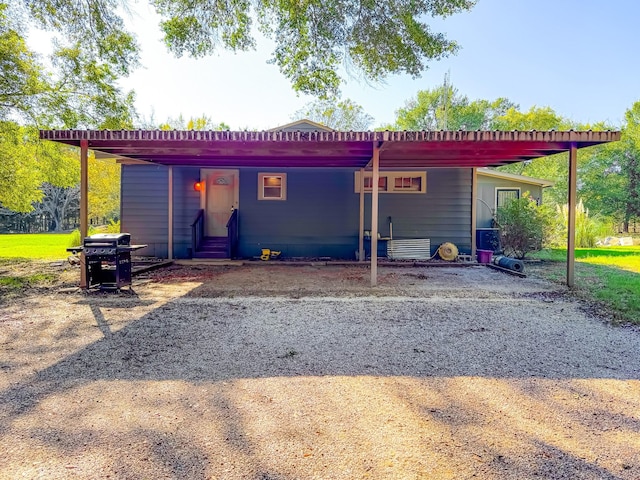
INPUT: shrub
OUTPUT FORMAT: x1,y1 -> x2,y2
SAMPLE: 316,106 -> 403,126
67,226 -> 97,247
554,200 -> 612,248
105,219 -> 120,233
495,193 -> 554,259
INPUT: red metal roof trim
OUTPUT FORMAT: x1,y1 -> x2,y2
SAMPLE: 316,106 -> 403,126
39,129 -> 620,144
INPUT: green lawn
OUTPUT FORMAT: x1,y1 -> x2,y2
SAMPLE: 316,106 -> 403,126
0,233 -> 72,260
531,246 -> 640,324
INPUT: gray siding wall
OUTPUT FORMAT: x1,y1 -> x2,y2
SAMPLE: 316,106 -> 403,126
172,167 -> 202,258
477,176 -> 543,228
238,167 -> 472,258
364,168 -> 472,255
121,165 -> 474,259
121,164 -> 169,257
238,168 -> 359,258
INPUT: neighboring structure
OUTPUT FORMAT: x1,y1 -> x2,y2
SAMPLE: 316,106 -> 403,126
40,120 -> 620,286
476,168 -> 554,229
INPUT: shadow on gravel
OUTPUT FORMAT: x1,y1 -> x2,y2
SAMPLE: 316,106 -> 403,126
2,288 -> 639,416
1,274 -> 639,478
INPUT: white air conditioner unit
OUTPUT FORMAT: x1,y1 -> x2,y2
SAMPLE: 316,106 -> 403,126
387,239 -> 431,260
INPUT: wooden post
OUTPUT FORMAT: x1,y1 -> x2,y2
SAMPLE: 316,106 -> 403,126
79,139 -> 88,289
168,166 -> 174,260
359,168 -> 365,261
471,167 -> 478,258
567,143 -> 577,287
370,143 -> 380,286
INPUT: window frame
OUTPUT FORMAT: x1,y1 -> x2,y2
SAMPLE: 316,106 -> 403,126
258,173 -> 287,200
354,171 -> 426,194
495,187 -> 521,210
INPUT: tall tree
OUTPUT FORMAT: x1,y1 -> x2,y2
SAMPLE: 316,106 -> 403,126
492,106 -> 579,206
580,102 -> 640,232
23,0 -> 475,98
393,84 -> 514,131
292,98 -> 373,130
0,2 -> 136,128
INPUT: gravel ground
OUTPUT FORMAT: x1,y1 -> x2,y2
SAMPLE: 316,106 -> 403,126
1,264 -> 639,479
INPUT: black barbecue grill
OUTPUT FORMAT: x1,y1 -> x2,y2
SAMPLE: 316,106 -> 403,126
68,233 -> 147,290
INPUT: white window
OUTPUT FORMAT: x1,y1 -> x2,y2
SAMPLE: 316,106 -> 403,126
258,173 -> 287,200
355,171 -> 426,194
495,188 -> 520,209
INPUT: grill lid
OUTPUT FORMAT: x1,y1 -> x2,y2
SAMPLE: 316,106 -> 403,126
83,233 -> 131,246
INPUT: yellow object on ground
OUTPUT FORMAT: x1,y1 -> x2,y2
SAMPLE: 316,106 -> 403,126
260,249 -> 282,261
438,242 -> 459,261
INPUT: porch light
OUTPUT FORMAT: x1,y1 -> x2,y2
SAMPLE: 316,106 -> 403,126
194,181 -> 203,191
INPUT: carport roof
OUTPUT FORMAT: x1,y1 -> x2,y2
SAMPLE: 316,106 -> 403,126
39,129 -> 620,168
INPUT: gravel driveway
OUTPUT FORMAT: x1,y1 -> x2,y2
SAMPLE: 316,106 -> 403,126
1,264 -> 639,479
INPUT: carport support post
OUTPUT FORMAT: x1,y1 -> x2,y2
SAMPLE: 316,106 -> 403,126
567,142 -> 578,287
80,139 -> 88,289
359,168 -> 365,261
168,166 -> 174,260
370,143 -> 381,286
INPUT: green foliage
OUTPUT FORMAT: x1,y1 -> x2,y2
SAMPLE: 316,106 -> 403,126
495,193 -> 553,259
0,1 -> 136,128
151,0 -> 475,97
158,115 -> 229,130
394,83 -> 514,131
88,157 -> 120,221
67,226 -> 97,248
292,98 -> 373,130
553,199 -> 611,248
494,105 -> 580,206
561,102 -> 640,232
104,219 -> 120,233
492,105 -> 575,131
0,122 -> 80,212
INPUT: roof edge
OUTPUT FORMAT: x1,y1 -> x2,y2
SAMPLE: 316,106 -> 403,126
477,168 -> 555,187
39,129 -> 622,144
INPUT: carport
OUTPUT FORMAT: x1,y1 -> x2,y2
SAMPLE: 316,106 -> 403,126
40,128 -> 620,287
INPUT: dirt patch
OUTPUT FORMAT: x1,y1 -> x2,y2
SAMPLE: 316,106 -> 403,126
1,264 -> 640,479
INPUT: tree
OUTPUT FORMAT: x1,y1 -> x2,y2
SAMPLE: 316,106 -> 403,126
393,84 -> 514,131
157,114 -> 230,131
292,98 -> 373,130
582,102 -> 640,232
493,106 -> 578,206
23,0 -> 475,98
0,1 -> 135,128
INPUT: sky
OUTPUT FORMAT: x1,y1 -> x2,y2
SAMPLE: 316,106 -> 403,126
44,0 -> 640,130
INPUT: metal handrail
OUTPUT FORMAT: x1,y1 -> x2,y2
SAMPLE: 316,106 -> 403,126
190,209 -> 205,256
226,208 -> 238,259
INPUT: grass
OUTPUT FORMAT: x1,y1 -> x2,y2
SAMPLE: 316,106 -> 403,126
0,273 -> 58,289
530,246 -> 640,324
0,233 -> 72,260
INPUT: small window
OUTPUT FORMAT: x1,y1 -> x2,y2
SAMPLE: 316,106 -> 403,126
496,188 -> 520,209
394,176 -> 422,191
363,176 -> 388,191
258,173 -> 287,200
355,171 -> 426,194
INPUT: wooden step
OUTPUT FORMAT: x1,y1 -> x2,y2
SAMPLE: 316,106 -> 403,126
195,236 -> 229,259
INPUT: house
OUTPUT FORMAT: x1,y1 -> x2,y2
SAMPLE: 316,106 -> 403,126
40,121 -> 619,286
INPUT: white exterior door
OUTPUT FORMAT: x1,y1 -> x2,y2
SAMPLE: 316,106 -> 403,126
202,169 -> 239,237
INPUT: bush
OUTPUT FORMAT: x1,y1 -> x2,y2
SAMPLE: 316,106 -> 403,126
495,193 -> 554,259
554,200 -> 612,248
67,226 -> 97,247
104,219 -> 120,233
